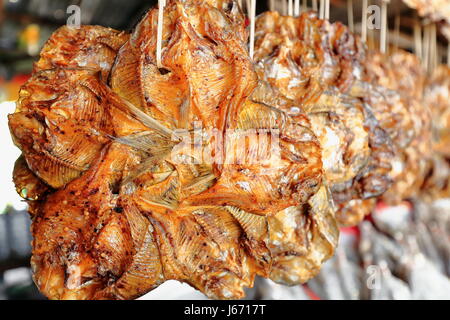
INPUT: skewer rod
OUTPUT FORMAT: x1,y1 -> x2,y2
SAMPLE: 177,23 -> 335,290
431,23 -> 437,71
156,0 -> 166,69
319,0 -> 324,18
380,0 -> 388,53
394,15 -> 400,50
294,0 -> 300,16
447,42 -> 450,67
249,0 -> 256,59
347,0 -> 354,32
414,18 -> 422,59
361,0 -> 368,43
423,23 -> 430,71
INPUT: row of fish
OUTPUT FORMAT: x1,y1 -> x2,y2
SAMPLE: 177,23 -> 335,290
6,0 -> 450,299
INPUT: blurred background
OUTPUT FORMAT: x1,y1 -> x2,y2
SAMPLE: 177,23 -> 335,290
0,0 -> 449,300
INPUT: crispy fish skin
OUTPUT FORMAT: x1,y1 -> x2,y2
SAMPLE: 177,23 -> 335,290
34,25 -> 129,81
363,50 -> 432,204
403,0 -> 450,35
420,65 -> 450,201
111,0 -> 254,131
13,155 -> 50,203
254,11 -> 394,225
426,65 -> 450,157
268,185 -> 339,284
9,26 -> 130,189
184,97 -> 323,214
335,199 -> 376,227
420,154 -> 450,201
254,12 -> 371,189
30,143 -> 138,300
8,68 -> 118,189
12,1 -> 339,300
361,51 -> 419,149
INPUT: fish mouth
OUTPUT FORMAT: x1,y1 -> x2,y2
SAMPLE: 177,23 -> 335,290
31,252 -> 103,300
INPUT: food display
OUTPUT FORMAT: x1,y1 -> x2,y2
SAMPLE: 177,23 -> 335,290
256,12 -> 431,225
421,65 -> 450,201
5,0 -> 450,300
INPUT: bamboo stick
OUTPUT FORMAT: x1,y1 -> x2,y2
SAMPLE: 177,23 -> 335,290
156,0 -> 166,69
361,0 -> 368,43
249,0 -> 256,59
269,0 -> 275,11
294,0 -> 300,16
380,0 -> 388,54
414,17 -> 422,59
319,0 -> 324,18
347,0 -> 354,32
447,42 -> 450,67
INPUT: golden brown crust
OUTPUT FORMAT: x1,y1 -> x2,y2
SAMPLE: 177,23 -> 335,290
420,65 -> 450,201
254,11 -> 394,224
34,25 -> 129,81
9,69 -> 115,188
363,50 -> 432,204
11,1 -> 338,300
